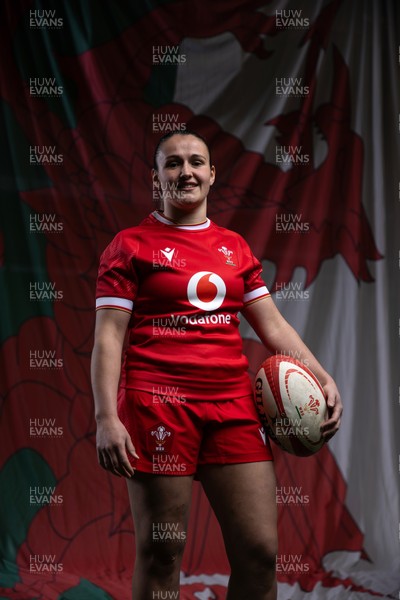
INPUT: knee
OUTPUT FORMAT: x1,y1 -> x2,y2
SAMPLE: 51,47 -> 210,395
139,527 -> 187,573
254,541 -> 277,573
152,542 -> 186,568
230,537 -> 277,575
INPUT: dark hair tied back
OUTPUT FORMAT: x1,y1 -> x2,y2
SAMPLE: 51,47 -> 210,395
153,130 -> 212,170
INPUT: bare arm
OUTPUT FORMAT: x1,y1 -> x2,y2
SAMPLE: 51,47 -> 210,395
91,308 -> 138,477
242,296 -> 342,439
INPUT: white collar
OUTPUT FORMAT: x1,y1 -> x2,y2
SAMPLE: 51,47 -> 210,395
153,211 -> 211,231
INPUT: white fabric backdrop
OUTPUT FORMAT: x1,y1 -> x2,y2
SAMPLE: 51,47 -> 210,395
175,0 -> 400,595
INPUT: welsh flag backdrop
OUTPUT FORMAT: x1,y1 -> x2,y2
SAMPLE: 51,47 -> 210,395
0,1 -> 399,599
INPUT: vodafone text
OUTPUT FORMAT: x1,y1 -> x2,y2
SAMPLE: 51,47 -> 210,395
152,313 -> 231,335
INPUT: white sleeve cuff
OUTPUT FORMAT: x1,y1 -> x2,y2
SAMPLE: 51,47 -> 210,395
96,297 -> 133,312
243,286 -> 270,305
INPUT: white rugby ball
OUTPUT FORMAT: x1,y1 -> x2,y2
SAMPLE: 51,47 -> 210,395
254,355 -> 328,456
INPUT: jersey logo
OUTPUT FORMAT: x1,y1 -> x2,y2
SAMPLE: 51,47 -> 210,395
160,247 -> 175,262
153,247 -> 186,269
218,245 -> 236,266
187,271 -> 226,311
259,426 -> 267,445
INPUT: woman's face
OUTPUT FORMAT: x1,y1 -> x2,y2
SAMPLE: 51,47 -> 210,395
153,134 -> 215,212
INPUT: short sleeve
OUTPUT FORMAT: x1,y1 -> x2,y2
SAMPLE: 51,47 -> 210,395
240,238 -> 270,306
95,231 -> 138,313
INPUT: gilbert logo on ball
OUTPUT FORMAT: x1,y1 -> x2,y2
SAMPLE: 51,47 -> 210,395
254,355 -> 327,456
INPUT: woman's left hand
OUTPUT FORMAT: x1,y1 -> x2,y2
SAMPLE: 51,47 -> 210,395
320,378 -> 343,440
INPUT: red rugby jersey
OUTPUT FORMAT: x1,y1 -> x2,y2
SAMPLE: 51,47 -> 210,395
96,211 -> 269,400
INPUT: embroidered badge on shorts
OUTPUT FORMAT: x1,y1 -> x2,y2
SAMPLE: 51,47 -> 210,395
147,422 -> 174,453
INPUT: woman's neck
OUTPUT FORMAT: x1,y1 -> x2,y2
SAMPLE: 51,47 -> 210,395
161,203 -> 208,225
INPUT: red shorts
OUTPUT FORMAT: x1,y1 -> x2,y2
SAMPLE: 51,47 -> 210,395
117,388 -> 273,476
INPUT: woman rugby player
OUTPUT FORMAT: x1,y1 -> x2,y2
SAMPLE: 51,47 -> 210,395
91,131 -> 342,600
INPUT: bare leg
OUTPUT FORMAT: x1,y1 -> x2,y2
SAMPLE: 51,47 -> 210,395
198,461 -> 277,600
126,473 -> 194,600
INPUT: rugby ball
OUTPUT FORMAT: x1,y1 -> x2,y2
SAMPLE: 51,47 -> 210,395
254,355 -> 327,456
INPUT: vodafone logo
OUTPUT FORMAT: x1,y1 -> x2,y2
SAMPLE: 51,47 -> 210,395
187,271 -> 226,311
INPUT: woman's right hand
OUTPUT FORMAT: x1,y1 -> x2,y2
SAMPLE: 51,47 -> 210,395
96,415 -> 139,478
